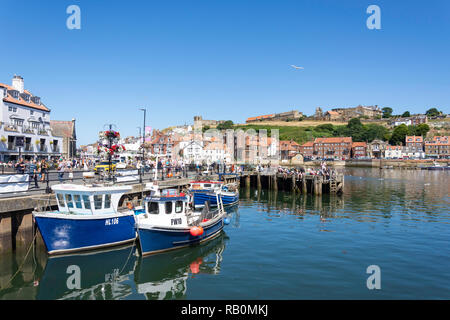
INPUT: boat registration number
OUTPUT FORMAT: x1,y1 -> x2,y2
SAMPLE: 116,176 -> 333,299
105,218 -> 119,226
171,218 -> 182,225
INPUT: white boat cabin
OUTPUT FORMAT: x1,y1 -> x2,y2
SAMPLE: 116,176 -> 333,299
190,181 -> 223,191
52,184 -> 132,215
138,189 -> 194,227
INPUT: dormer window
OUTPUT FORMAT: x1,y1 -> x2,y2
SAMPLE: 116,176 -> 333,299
31,96 -> 41,105
8,90 -> 19,99
20,93 -> 30,102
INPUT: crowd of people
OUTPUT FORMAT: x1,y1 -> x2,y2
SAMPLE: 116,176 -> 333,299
0,157 -> 93,188
1,156 -> 338,189
275,161 -> 337,180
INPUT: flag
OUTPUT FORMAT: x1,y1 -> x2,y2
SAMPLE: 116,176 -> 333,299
145,126 -> 152,142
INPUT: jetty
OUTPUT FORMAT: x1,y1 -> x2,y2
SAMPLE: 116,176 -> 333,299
240,171 -> 344,195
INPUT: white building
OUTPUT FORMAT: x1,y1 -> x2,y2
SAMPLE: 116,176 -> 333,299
203,141 -> 232,164
384,145 -> 403,159
0,75 -> 63,162
174,140 -> 204,164
384,145 -> 425,159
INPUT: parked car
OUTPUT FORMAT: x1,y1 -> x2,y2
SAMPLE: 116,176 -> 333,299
94,161 -> 116,174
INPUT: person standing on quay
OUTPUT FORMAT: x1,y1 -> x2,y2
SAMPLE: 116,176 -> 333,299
58,160 -> 65,183
28,159 -> 39,188
15,158 -> 25,174
40,159 -> 48,182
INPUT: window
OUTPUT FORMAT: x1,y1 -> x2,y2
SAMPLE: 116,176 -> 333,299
65,194 -> 74,208
30,110 -> 34,115
57,193 -> 65,207
104,194 -> 111,209
175,201 -> 183,213
73,195 -> 83,209
83,195 -> 91,209
165,202 -> 173,214
148,202 -> 159,214
94,195 -> 103,210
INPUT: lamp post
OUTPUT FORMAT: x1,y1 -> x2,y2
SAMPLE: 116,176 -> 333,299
139,108 -> 146,182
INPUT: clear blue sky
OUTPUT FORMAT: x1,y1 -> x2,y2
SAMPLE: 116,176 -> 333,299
1,0 -> 449,145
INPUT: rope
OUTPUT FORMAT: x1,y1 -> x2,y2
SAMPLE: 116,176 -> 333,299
118,237 -> 137,276
5,230 -> 39,286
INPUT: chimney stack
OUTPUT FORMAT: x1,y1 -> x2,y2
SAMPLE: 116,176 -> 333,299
12,75 -> 24,93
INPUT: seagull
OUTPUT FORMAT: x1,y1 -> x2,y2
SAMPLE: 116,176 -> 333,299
291,65 -> 304,69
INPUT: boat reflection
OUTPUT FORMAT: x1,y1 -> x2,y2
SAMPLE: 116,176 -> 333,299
134,232 -> 229,300
36,244 -> 137,300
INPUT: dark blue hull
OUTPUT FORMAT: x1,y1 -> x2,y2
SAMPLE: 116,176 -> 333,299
33,213 -> 137,255
137,218 -> 224,256
193,191 -> 239,207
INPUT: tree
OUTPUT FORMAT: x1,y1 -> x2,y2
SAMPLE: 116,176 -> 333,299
402,111 -> 410,117
382,107 -> 393,118
389,124 -> 409,145
425,108 -> 441,117
416,123 -> 430,137
217,120 -> 234,130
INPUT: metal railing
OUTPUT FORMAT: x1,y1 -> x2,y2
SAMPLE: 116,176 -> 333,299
0,164 -> 234,198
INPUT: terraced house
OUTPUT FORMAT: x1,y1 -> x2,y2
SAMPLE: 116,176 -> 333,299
313,137 -> 353,160
0,75 -> 63,162
424,136 -> 450,159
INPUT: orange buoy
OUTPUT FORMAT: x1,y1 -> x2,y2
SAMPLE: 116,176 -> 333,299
190,226 -> 204,236
127,202 -> 134,210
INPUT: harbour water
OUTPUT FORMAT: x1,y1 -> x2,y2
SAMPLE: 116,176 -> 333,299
0,167 -> 448,299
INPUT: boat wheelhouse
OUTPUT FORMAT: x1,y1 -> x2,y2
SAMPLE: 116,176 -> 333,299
135,187 -> 227,256
33,184 -> 137,255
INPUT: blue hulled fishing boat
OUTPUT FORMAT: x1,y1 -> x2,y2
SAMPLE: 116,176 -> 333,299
135,187 -> 227,256
33,183 -> 137,255
189,181 -> 239,208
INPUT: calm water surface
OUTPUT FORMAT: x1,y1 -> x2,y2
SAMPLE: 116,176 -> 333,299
0,168 -> 449,299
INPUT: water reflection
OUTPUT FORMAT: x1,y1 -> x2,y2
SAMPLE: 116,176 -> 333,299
239,167 -> 449,225
0,232 -> 230,300
135,233 -> 228,300
37,244 -> 137,300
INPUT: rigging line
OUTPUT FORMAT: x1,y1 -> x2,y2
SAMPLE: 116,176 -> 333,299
118,237 -> 137,276
5,230 -> 39,286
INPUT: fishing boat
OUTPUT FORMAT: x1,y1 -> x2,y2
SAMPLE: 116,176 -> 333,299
135,186 -> 227,256
189,180 -> 239,208
33,183 -> 137,255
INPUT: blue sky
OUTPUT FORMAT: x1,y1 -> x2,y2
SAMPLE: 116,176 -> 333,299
1,0 -> 449,145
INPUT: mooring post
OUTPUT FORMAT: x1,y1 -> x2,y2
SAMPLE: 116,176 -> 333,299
314,176 -> 319,196
245,175 -> 251,188
257,172 -> 262,189
318,176 -> 323,195
291,175 -> 296,193
302,177 -> 307,194
273,174 -> 278,191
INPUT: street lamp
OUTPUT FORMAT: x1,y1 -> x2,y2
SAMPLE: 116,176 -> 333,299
139,108 -> 146,182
